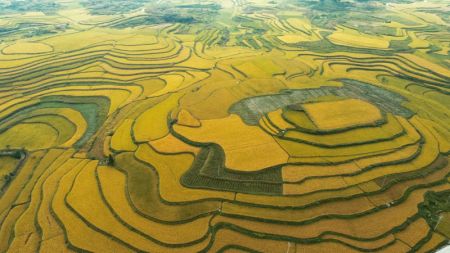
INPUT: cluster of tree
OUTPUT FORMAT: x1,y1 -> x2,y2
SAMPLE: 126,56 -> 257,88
176,3 -> 221,10
0,149 -> 24,194
3,171 -> 16,187
145,3 -> 222,24
299,0 -> 414,11
0,0 -> 60,14
419,190 -> 450,229
111,3 -> 222,28
81,0 -> 149,15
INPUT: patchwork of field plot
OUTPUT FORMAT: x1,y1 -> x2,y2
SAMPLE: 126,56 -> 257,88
0,0 -> 449,252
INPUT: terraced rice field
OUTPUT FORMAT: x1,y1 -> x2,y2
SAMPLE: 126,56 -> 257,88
0,0 -> 449,252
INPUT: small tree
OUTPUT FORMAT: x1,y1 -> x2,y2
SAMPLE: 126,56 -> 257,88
11,150 -> 23,159
106,154 -> 115,166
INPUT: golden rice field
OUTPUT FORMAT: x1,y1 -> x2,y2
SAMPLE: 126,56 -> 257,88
0,0 -> 449,252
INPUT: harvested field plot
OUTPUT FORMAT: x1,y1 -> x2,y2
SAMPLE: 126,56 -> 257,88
0,0 -> 449,252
